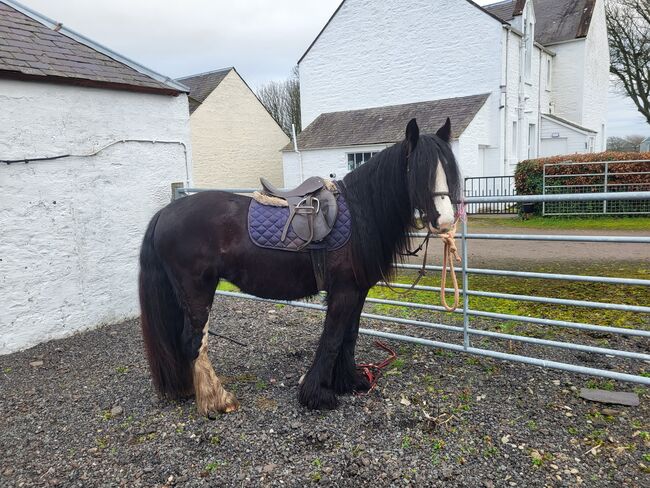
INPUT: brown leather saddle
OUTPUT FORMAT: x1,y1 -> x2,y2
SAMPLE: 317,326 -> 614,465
259,176 -> 338,249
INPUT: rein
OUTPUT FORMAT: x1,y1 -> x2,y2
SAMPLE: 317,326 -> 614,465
381,203 -> 463,312
437,222 -> 461,311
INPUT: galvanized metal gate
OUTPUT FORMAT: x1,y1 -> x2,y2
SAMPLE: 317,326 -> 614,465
176,187 -> 650,386
543,160 -> 650,216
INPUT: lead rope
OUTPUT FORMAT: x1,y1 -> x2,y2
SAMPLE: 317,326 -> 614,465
437,222 -> 462,311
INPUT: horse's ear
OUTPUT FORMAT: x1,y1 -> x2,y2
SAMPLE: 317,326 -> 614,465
405,118 -> 419,149
436,118 -> 452,143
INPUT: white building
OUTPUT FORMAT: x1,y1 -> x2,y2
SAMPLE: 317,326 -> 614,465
283,0 -> 609,185
0,0 -> 192,353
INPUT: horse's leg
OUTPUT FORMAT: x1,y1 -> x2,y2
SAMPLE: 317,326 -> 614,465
179,277 -> 239,416
191,318 -> 239,416
332,291 -> 371,395
299,285 -> 363,410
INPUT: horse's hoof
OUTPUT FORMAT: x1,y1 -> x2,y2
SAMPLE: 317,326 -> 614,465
198,390 -> 239,417
353,371 -> 372,393
298,381 -> 338,410
222,391 -> 240,413
333,370 -> 371,395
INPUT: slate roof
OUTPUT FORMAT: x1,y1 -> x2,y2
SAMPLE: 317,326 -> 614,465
484,0 -> 596,45
176,68 -> 232,114
0,0 -> 184,94
541,113 -> 597,134
285,94 -> 490,151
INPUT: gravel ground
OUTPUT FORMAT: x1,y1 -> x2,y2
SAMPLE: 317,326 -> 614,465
1,297 -> 649,487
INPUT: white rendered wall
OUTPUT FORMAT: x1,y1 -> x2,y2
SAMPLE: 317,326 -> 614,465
0,79 -> 191,354
549,39 -> 586,127
540,117 -> 590,156
282,144 -> 389,188
581,0 -> 609,150
457,101 -> 491,178
299,0 -> 504,139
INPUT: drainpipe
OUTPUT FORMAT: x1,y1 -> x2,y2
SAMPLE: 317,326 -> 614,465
537,51 -> 542,158
503,30 -> 510,176
291,123 -> 304,183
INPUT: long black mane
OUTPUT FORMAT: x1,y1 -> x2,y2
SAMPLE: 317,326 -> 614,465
341,133 -> 462,288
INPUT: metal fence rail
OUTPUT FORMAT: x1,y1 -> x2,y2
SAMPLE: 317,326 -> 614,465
464,176 -> 516,214
543,160 -> 650,216
176,187 -> 650,385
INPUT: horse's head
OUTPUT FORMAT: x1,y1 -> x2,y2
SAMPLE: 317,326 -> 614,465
404,118 -> 462,233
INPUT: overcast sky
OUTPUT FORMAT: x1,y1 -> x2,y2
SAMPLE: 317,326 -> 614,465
21,0 -> 648,138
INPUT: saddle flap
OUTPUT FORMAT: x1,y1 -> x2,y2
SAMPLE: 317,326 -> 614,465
291,190 -> 338,243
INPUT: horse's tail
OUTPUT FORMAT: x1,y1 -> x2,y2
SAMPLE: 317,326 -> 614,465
138,210 -> 193,399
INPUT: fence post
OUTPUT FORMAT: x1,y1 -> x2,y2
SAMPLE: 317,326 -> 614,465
603,162 -> 608,214
542,165 -> 547,216
462,217 -> 470,350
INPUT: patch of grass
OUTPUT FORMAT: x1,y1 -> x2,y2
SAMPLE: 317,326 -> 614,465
96,437 -> 109,449
119,415 -> 134,429
401,435 -> 412,449
255,379 -> 268,391
217,281 -> 239,292
643,454 -> 650,463
310,458 -> 323,482
136,432 -> 157,443
568,427 -> 579,435
3,367 -> 12,374
205,461 -> 222,473
115,366 -> 129,374
101,410 -> 113,421
368,264 -> 649,330
586,379 -> 616,391
470,215 -> 650,231
483,446 -> 499,457
210,435 -> 221,445
430,439 -> 445,465
527,420 -> 538,431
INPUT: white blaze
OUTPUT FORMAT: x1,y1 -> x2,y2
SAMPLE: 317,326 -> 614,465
433,161 -> 455,232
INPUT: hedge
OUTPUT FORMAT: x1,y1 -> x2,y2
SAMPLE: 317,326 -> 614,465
514,151 -> 650,214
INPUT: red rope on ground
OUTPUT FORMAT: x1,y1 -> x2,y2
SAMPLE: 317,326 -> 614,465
355,341 -> 397,394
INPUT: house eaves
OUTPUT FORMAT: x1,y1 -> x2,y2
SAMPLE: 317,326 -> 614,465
3,0 -> 189,94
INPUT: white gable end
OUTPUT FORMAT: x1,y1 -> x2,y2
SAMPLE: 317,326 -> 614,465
299,0 -> 504,128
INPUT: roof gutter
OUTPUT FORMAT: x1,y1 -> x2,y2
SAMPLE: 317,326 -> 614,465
2,0 -> 189,93
503,25 -> 556,56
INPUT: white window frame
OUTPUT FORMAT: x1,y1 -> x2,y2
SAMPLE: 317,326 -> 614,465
347,151 -> 378,171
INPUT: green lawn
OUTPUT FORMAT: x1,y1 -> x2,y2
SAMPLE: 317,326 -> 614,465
368,264 -> 650,338
469,215 -> 650,231
217,262 -> 649,339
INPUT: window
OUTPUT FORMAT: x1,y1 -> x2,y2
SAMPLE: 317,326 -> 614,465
528,123 -> 537,159
512,121 -> 518,157
347,152 -> 377,171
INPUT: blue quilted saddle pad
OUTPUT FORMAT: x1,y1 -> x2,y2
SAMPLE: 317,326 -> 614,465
248,189 -> 352,252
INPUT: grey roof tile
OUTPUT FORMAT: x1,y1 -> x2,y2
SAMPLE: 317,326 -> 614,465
176,68 -> 232,114
288,94 -> 490,151
484,0 -> 596,45
0,1 -> 180,93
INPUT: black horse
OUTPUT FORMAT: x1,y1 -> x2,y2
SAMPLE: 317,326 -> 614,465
139,118 -> 463,415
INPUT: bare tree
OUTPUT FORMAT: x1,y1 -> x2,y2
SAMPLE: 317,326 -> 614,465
257,66 -> 301,138
625,134 -> 646,151
607,136 -> 634,151
606,0 -> 650,125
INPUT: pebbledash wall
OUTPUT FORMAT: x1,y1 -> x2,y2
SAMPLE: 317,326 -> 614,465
0,79 -> 191,354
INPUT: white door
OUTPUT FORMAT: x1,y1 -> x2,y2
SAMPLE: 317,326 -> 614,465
540,137 -> 568,157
